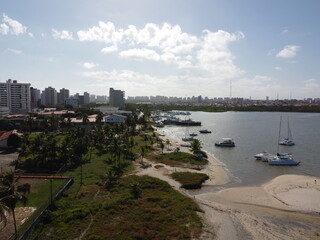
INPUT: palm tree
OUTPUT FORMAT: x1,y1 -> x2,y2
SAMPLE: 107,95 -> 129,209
140,146 -> 145,165
0,171 -> 28,235
190,139 -> 202,154
95,112 -> 103,123
160,142 -> 165,154
82,114 -> 89,125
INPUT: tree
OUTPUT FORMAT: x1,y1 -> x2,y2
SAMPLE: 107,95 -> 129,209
190,139 -> 202,154
7,134 -> 20,148
82,114 -> 89,125
140,146 -> 145,165
95,112 -> 103,123
160,142 -> 165,154
0,171 -> 28,235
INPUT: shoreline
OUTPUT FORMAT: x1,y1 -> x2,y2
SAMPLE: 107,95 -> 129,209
147,128 -> 320,239
156,128 -> 232,186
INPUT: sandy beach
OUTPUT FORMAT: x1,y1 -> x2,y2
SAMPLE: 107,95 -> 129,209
135,129 -> 320,240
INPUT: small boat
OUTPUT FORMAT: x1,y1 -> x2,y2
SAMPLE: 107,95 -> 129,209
180,143 -> 191,147
182,137 -> 194,142
215,138 -> 235,147
254,151 -> 273,162
279,138 -> 295,146
268,154 -> 300,166
154,122 -> 164,128
199,129 -> 211,134
189,133 -> 198,137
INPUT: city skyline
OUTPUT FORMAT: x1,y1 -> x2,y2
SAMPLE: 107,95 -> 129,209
1,0 -> 320,99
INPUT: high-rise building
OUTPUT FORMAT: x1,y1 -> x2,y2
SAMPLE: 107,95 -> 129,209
30,87 -> 41,109
109,88 -> 125,109
0,79 -> 31,114
58,88 -> 70,105
42,86 -> 57,106
84,92 -> 90,104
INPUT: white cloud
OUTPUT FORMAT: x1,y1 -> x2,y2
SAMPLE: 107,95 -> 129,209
274,66 -> 281,70
2,14 -> 27,35
282,29 -> 289,34
304,78 -> 320,88
119,48 -> 160,61
83,62 -> 98,69
7,48 -> 22,54
52,29 -> 73,40
48,58 -> 54,62
77,21 -> 116,43
101,45 -> 118,53
276,45 -> 300,58
0,23 -> 9,35
196,30 -> 245,79
28,32 -> 34,38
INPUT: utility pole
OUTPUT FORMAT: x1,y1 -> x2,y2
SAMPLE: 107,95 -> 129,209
50,178 -> 53,204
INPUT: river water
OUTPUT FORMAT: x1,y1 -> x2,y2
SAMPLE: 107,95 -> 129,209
161,111 -> 320,187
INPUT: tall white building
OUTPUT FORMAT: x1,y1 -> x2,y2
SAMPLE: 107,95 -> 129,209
109,88 -> 125,109
0,79 -> 31,114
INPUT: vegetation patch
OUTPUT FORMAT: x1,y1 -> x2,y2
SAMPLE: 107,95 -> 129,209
86,175 -> 203,240
171,172 -> 209,189
148,151 -> 208,167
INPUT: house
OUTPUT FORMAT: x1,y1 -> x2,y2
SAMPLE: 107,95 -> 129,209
0,130 -> 20,148
104,114 -> 126,123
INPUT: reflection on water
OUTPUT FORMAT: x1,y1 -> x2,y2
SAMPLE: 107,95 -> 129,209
161,111 -> 320,188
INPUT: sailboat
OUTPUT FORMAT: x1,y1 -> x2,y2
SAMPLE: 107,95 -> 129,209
279,117 -> 295,146
182,116 -> 195,142
267,116 -> 300,166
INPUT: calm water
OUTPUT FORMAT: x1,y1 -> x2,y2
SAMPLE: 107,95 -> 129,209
161,111 -> 320,187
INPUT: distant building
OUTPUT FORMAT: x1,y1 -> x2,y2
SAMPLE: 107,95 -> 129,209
65,97 -> 79,109
109,88 -> 125,109
42,86 -> 57,106
84,92 -> 90,104
0,79 -> 31,114
30,87 -> 41,109
58,88 -> 70,105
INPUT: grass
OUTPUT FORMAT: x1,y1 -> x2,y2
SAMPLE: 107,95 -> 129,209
148,151 -> 208,167
171,172 -> 209,189
28,132 -> 204,240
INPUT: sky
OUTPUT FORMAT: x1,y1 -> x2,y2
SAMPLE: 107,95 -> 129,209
0,0 -> 320,100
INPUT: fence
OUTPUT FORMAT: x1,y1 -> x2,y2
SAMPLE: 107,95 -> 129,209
8,177 -> 74,240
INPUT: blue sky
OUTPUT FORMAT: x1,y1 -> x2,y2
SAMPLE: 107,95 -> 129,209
1,0 -> 320,99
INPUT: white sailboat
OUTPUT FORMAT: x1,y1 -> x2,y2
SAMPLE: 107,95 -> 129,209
279,117 -> 295,146
268,116 -> 299,166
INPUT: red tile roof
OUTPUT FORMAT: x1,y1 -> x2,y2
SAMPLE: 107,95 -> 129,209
0,130 -> 17,141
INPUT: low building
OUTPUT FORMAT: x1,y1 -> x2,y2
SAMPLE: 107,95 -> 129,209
104,114 -> 126,123
0,129 -> 20,148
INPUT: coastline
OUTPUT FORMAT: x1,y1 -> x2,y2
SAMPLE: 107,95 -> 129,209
138,127 -> 320,239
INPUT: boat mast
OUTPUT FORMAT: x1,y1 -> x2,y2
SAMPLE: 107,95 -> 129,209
277,116 -> 282,153
288,117 -> 293,141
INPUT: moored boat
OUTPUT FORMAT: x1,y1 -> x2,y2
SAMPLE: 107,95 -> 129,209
268,154 -> 300,166
199,129 -> 211,134
215,138 -> 235,147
